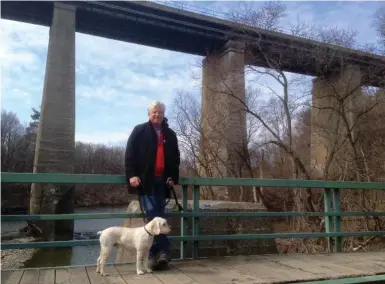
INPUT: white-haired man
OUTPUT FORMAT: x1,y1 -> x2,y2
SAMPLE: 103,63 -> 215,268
125,101 -> 180,270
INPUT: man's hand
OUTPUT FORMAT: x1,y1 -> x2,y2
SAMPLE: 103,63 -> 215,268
129,176 -> 141,188
166,177 -> 175,188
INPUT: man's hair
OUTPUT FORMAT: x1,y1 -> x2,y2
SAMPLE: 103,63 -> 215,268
147,101 -> 166,115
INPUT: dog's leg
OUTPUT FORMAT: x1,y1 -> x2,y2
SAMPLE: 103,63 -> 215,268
99,245 -> 111,277
96,245 -> 103,273
96,255 -> 101,273
136,250 -> 146,275
143,251 -> 152,273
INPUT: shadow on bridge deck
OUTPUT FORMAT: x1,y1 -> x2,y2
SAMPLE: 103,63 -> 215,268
2,251 -> 385,284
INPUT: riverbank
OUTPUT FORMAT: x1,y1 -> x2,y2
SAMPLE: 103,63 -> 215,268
2,185 -> 133,214
1,237 -> 38,270
1,206 -> 128,269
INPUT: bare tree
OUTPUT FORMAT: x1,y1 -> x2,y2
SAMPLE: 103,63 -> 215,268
1,109 -> 132,216
311,68 -> 383,182
373,6 -> 385,52
1,110 -> 36,174
74,141 -> 129,207
181,3 -> 385,254
169,90 -> 266,203
183,7 -> 385,245
227,1 -> 287,31
1,110 -> 35,215
1,111 -> 25,171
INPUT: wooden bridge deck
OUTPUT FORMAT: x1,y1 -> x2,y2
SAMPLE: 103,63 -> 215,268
2,251 -> 385,284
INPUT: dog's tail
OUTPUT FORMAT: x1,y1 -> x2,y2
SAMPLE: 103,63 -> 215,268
96,230 -> 103,236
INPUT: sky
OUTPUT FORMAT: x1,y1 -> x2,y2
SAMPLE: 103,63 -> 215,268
1,1 -> 383,145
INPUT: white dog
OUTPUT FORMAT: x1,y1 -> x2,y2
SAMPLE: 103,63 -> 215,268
95,217 -> 171,276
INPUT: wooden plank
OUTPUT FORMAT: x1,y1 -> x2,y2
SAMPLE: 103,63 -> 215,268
18,269 -> 55,284
155,264 -> 200,284
260,254 -> 372,279
310,252 -> 385,274
114,263 -> 164,284
3,252 -> 385,284
37,270 -> 55,284
55,267 -> 90,284
192,259 -> 267,284
1,270 -> 24,284
86,265 -> 126,284
172,261 -> 226,284
19,269 -> 40,284
174,259 -> 290,284
366,251 -> 385,260
219,255 -> 320,283
337,251 -> 385,263
299,274 -> 385,284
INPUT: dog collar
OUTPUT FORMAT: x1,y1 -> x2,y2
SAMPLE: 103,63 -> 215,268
144,225 -> 153,236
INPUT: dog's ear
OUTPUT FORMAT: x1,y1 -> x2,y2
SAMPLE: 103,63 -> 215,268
148,218 -> 161,235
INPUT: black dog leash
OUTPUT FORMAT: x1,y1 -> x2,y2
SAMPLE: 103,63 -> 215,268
137,183 -> 184,224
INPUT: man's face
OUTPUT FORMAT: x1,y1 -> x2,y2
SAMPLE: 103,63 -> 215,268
149,106 -> 164,125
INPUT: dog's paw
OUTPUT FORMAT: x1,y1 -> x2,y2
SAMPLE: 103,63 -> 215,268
100,271 -> 107,277
137,270 -> 145,275
147,268 -> 153,273
96,267 -> 100,273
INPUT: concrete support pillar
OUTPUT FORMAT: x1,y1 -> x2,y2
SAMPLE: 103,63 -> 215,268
29,3 -> 76,241
310,64 -> 362,179
200,40 -> 252,201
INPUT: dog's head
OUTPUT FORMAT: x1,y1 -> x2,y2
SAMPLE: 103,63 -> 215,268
146,217 -> 171,236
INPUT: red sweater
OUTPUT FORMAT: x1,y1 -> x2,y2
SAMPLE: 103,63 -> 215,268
154,131 -> 165,177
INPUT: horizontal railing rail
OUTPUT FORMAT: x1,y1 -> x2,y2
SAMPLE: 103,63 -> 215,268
3,211 -> 385,221
2,172 -> 385,189
1,172 -> 385,258
3,232 -> 384,250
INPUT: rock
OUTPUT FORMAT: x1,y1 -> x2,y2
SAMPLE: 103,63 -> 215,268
1,237 -> 38,270
1,231 -> 27,241
73,232 -> 99,240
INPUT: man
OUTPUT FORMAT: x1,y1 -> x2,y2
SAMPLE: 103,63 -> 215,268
125,101 -> 180,270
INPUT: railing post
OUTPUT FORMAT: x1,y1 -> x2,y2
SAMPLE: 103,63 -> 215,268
180,185 -> 188,260
323,188 -> 333,252
192,185 -> 200,259
332,188 -> 342,252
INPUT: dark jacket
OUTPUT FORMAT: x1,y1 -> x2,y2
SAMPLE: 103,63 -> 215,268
125,118 -> 180,198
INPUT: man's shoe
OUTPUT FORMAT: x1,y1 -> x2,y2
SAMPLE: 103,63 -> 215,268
157,253 -> 171,269
148,255 -> 157,270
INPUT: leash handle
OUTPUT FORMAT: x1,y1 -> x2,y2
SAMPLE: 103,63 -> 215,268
137,194 -> 148,224
170,186 -> 184,212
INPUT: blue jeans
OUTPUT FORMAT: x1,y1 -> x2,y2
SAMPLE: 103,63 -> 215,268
139,176 -> 170,257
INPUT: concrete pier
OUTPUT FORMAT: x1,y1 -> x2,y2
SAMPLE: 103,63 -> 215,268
29,3 -> 77,241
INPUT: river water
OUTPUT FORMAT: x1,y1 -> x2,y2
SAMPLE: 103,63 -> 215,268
1,205 -> 129,268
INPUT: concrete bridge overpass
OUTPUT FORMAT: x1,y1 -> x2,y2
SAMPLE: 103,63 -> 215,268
2,1 -> 384,85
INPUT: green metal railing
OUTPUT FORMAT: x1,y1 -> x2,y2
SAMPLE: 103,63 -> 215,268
1,172 -> 385,259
